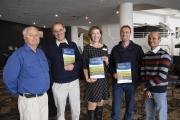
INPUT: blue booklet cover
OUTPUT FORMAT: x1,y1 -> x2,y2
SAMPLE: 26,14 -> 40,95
116,62 -> 132,83
62,48 -> 75,65
89,57 -> 105,79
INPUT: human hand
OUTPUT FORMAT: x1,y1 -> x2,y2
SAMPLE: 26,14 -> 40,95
113,73 -> 118,79
102,56 -> 109,65
145,91 -> 152,98
86,78 -> 97,83
64,64 -> 74,71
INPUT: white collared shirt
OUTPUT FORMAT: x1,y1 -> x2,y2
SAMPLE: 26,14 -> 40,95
151,46 -> 160,54
56,39 -> 69,46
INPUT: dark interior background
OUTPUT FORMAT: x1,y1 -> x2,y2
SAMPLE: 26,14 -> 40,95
0,20 -> 71,69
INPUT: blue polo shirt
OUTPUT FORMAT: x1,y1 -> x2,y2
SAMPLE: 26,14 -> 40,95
3,44 -> 50,95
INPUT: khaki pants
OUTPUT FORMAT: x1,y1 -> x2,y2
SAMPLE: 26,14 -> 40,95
18,93 -> 48,120
52,79 -> 80,120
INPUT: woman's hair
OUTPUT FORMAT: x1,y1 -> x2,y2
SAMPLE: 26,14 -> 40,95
88,26 -> 102,40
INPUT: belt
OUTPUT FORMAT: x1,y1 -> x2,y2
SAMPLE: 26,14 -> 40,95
19,93 -> 44,98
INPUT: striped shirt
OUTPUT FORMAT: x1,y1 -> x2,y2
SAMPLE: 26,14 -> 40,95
141,47 -> 171,93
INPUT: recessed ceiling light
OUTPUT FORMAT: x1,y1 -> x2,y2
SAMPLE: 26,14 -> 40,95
33,22 -> 36,25
0,14 -> 2,17
88,21 -> 92,24
85,16 -> 89,20
55,14 -> 59,17
116,10 -> 120,14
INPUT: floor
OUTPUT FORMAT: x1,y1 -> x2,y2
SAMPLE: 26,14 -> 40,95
0,71 -> 180,120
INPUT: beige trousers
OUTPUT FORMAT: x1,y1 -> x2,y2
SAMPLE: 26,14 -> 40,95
18,93 -> 48,120
52,79 -> 80,120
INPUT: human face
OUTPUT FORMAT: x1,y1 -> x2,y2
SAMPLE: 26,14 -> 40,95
148,32 -> 160,49
52,24 -> 65,41
91,29 -> 101,43
120,27 -> 131,42
24,27 -> 40,48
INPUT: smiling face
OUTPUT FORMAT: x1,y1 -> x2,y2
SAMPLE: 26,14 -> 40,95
91,28 -> 102,43
52,23 -> 65,41
148,32 -> 160,49
120,27 -> 131,42
23,27 -> 40,48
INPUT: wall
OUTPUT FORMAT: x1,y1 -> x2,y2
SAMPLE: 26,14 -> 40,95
102,24 -> 120,54
0,20 -> 71,69
101,12 -> 180,55
133,12 -> 164,26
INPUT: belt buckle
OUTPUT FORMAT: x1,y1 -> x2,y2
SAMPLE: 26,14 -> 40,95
23,93 -> 34,98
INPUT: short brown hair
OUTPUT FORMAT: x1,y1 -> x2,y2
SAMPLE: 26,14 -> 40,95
51,22 -> 65,30
88,26 -> 102,40
120,25 -> 131,33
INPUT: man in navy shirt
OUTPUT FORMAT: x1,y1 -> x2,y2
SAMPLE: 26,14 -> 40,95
44,22 -> 81,120
3,26 -> 50,120
110,25 -> 144,120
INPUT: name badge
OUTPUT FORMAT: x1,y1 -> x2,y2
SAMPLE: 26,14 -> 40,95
102,48 -> 107,51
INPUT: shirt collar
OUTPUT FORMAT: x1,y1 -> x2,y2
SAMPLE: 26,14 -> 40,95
24,43 -> 39,53
119,40 -> 133,49
151,46 -> 160,54
56,39 -> 69,46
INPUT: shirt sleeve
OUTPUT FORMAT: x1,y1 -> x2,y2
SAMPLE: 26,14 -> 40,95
3,52 -> 21,95
82,46 -> 89,69
138,46 -> 144,83
74,43 -> 82,71
104,45 -> 109,67
109,47 -> 116,74
153,54 -> 171,84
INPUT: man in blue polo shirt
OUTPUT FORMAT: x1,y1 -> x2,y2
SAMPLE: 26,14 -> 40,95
3,26 -> 50,120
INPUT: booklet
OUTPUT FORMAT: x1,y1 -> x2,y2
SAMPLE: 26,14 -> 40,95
89,57 -> 105,79
62,48 -> 75,65
116,62 -> 132,84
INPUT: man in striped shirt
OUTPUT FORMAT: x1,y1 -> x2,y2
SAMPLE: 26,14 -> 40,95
141,32 -> 171,120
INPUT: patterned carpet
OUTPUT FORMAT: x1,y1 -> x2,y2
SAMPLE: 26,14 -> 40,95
0,71 -> 180,120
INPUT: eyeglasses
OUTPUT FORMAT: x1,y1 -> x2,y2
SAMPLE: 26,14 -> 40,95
53,29 -> 65,34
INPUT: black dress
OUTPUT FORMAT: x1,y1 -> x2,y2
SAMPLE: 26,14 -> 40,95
82,44 -> 109,102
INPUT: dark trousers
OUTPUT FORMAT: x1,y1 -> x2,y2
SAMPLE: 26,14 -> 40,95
111,83 -> 135,120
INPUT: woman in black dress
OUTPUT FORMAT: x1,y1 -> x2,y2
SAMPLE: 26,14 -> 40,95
83,26 -> 109,120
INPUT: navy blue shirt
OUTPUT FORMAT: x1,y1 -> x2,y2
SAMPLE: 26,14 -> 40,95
44,40 -> 82,83
3,44 -> 50,95
109,41 -> 144,85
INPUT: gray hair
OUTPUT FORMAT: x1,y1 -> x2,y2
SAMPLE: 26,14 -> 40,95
22,26 -> 39,36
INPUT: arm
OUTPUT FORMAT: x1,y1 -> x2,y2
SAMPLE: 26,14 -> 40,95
142,68 -> 152,98
153,54 -> 171,84
82,46 -> 97,82
102,45 -> 109,66
3,53 -> 21,95
83,69 -> 97,83
103,56 -> 109,66
72,43 -> 82,71
42,45 -> 55,86
64,43 -> 82,71
109,48 -> 117,79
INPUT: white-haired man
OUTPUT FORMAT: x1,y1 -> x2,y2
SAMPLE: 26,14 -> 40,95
3,26 -> 50,120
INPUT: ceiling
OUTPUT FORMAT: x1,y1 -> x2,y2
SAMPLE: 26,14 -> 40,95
0,0 -> 180,27
141,8 -> 180,18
